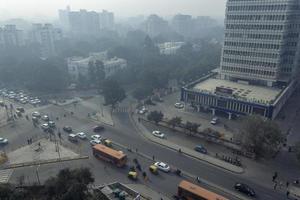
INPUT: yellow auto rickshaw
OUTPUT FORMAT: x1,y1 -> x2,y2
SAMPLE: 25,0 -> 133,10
128,171 -> 138,180
103,139 -> 112,147
149,165 -> 158,175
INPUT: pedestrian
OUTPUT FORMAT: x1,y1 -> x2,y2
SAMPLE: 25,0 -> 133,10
136,148 -> 138,153
274,182 -> 278,190
152,155 -> 155,161
286,190 -> 290,198
287,181 -> 290,188
178,148 -> 182,153
27,139 -> 29,145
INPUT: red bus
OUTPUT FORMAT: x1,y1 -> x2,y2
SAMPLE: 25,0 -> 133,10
92,144 -> 127,167
177,180 -> 229,200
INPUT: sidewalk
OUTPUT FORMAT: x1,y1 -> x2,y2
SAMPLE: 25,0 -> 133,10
126,184 -> 171,200
129,113 -> 244,174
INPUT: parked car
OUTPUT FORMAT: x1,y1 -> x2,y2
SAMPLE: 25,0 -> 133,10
41,115 -> 49,121
16,107 -> 25,112
41,123 -> 49,131
0,101 -> 5,107
154,162 -> 170,172
63,126 -> 72,133
90,139 -> 102,146
76,132 -> 87,139
68,134 -> 78,143
234,183 -> 256,197
210,117 -> 219,125
32,111 -> 41,118
93,125 -> 104,132
152,130 -> 165,138
194,145 -> 208,154
91,134 -> 101,140
174,102 -> 184,109
0,138 -> 8,145
48,121 -> 55,127
32,116 -> 39,123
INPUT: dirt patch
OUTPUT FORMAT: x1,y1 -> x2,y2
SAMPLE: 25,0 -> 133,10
0,152 -> 8,165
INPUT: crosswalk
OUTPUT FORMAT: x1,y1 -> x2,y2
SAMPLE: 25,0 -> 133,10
112,106 -> 130,113
0,169 -> 13,183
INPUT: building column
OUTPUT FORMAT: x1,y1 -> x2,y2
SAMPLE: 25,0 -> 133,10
212,108 -> 216,116
228,112 -> 232,120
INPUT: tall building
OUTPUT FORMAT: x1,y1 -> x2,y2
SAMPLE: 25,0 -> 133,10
30,24 -> 62,59
220,0 -> 300,86
142,15 -> 169,37
58,7 -> 114,37
0,25 -> 24,49
181,0 -> 300,119
171,14 -> 192,38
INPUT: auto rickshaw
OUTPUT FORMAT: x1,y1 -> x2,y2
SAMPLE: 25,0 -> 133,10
149,165 -> 158,175
103,139 -> 112,147
128,171 -> 138,180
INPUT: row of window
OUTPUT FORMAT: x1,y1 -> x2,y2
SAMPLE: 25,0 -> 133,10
226,14 -> 286,21
226,24 -> 284,31
225,32 -> 282,40
221,65 -> 276,77
223,49 -> 278,59
227,4 -> 291,12
224,41 -> 280,50
222,57 -> 277,68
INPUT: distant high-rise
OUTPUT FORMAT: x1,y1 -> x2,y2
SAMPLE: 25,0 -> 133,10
0,25 -> 24,49
58,7 -> 114,37
142,14 -> 168,37
30,24 -> 62,59
220,0 -> 300,86
171,14 -> 192,38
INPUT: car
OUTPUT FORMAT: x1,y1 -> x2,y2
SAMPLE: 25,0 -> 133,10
16,107 -> 25,112
41,123 -> 49,130
210,117 -> 219,125
32,111 -> 41,118
152,130 -> 165,138
93,125 -> 104,132
0,101 -> 4,107
63,126 -> 72,133
90,139 -> 102,146
48,121 -> 55,127
41,115 -> 49,121
174,102 -> 184,109
154,162 -> 170,172
32,116 -> 39,123
76,132 -> 87,139
194,145 -> 208,154
68,134 -> 78,143
0,138 -> 8,145
234,183 -> 256,197
91,134 -> 101,140
138,106 -> 148,114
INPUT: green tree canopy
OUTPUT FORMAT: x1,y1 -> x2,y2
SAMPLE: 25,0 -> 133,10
168,116 -> 182,128
103,79 -> 126,107
147,111 -> 164,124
242,115 -> 284,159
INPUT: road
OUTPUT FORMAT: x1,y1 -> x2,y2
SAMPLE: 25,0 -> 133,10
0,96 -> 289,200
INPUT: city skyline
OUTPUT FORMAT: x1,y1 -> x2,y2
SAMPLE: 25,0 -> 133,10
1,0 -> 226,20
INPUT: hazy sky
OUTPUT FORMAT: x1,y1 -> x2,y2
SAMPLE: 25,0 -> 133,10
1,0 -> 226,20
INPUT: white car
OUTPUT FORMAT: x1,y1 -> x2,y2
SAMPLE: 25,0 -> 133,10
154,162 -> 170,172
76,132 -> 87,139
210,117 -> 219,125
174,102 -> 184,109
90,139 -> 101,146
41,115 -> 49,121
32,111 -> 41,117
91,134 -> 101,141
41,123 -> 49,130
0,138 -> 8,145
152,130 -> 165,138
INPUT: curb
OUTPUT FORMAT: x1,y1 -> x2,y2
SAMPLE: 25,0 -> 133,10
129,114 -> 244,174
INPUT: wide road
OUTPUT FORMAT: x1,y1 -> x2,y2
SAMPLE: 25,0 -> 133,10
1,98 -> 287,200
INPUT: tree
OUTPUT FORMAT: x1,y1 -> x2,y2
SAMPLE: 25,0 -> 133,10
185,121 -> 200,134
94,60 -> 105,88
102,79 -> 126,107
168,116 -> 182,128
147,111 -> 164,124
88,60 -> 96,85
241,115 -> 284,159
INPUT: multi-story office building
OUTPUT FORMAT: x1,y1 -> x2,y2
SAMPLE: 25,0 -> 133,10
0,25 -> 24,49
220,0 -> 300,86
99,10 -> 114,30
142,15 -> 169,37
171,14 -> 192,38
181,0 -> 300,119
30,24 -> 62,59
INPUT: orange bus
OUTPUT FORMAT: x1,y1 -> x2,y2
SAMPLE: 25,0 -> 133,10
92,144 -> 127,167
177,180 -> 229,200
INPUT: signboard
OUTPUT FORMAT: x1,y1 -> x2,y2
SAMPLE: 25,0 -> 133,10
215,87 -> 233,95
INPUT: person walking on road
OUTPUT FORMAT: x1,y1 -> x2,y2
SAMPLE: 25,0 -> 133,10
274,182 -> 278,190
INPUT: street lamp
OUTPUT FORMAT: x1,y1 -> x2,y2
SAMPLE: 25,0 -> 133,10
36,164 -> 41,185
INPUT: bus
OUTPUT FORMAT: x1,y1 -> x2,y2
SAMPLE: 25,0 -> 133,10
92,144 -> 127,167
177,180 -> 229,200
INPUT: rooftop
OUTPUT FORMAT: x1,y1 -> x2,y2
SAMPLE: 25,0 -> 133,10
192,78 -> 283,104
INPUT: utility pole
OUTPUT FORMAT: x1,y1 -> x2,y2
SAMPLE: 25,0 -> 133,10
36,165 -> 41,185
